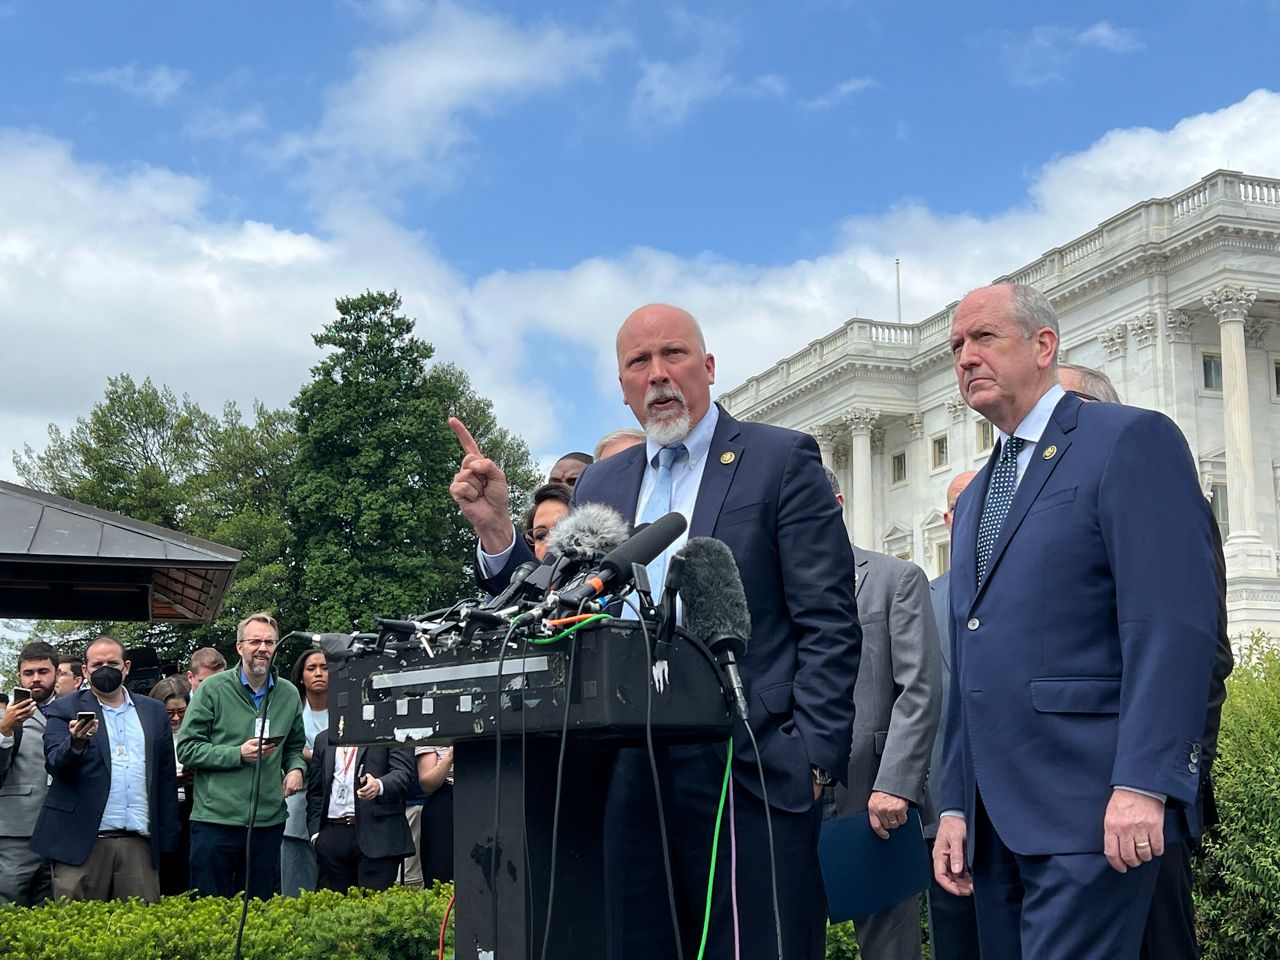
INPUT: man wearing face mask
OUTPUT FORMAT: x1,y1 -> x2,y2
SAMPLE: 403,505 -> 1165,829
30,636 -> 178,902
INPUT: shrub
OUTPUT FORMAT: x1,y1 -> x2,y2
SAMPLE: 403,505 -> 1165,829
1195,630 -> 1280,960
0,884 -> 453,960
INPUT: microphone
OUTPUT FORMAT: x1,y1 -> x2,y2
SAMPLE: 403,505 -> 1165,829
556,511 -> 688,610
546,502 -> 631,563
676,537 -> 751,720
308,632 -> 380,660
482,560 -> 539,610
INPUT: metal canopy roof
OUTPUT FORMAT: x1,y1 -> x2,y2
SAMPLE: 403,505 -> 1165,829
0,481 -> 242,623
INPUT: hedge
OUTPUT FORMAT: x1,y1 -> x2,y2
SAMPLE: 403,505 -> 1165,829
3,636 -> 1278,960
0,885 -> 453,960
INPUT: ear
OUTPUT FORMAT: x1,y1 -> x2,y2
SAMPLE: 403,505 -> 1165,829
1035,328 -> 1059,370
705,352 -> 716,385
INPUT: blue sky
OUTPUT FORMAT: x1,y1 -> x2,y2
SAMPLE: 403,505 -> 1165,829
2,0 -> 1279,475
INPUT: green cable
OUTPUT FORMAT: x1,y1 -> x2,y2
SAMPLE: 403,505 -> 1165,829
527,612 -> 613,645
696,738 -> 734,960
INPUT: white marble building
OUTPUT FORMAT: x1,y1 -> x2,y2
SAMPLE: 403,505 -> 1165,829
719,170 -> 1280,635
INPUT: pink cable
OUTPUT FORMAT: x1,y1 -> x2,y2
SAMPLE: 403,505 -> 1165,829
729,774 -> 741,959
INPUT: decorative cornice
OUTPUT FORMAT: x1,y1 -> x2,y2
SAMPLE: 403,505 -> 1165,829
1203,284 -> 1258,324
945,394 -> 967,422
1165,309 -> 1196,344
1127,312 -> 1157,348
906,413 -> 924,440
870,429 -> 885,455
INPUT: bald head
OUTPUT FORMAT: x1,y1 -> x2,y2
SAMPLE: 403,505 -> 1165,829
944,471 -> 978,532
616,303 -> 716,444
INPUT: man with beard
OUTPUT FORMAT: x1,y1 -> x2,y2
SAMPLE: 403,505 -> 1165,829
0,642 -> 60,905
31,636 -> 179,901
177,612 -> 307,898
450,303 -> 860,959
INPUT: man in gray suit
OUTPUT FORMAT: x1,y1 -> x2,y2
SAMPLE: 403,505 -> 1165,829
0,641 -> 59,906
926,471 -> 981,960
825,469 -> 942,960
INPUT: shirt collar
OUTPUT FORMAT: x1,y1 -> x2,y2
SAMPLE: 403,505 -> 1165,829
238,665 -> 275,692
644,402 -> 720,468
100,690 -> 135,714
997,383 -> 1066,448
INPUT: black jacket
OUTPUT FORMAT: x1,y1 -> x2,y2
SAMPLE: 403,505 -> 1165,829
305,731 -> 415,859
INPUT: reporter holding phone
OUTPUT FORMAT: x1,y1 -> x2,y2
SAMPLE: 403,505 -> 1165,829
176,612 -> 307,899
305,729 -> 416,892
30,636 -> 179,902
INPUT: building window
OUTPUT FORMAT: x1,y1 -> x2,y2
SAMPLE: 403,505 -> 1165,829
976,420 -> 995,453
935,540 -> 951,575
1210,483 -> 1229,541
931,434 -> 949,470
891,451 -> 908,485
1203,353 -> 1223,392
1274,358 -> 1280,398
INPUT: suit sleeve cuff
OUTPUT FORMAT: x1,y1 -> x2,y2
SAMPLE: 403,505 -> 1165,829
1115,785 -> 1167,804
0,733 -> 13,748
477,529 -> 518,577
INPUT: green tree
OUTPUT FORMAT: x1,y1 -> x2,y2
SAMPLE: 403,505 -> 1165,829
11,382 -> 297,666
289,291 -> 538,632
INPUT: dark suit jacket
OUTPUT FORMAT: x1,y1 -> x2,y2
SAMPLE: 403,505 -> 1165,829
925,572 -> 951,839
31,690 -> 179,868
483,404 -> 862,814
831,548 -> 940,821
305,730 -> 415,859
940,392 -> 1219,857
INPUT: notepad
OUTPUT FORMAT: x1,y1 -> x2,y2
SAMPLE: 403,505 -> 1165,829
817,808 -> 932,922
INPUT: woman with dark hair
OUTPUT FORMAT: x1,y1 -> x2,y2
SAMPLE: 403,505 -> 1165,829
280,649 -> 329,895
150,675 -> 193,895
522,482 -> 572,561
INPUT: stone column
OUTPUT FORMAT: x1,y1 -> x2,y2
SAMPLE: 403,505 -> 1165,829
1204,286 -> 1260,543
843,409 -> 879,548
1203,286 -> 1277,587
814,425 -> 839,472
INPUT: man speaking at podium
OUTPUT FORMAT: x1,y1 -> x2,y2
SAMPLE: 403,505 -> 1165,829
450,303 -> 861,959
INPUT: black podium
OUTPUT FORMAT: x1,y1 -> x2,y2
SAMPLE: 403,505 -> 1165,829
329,619 -> 732,960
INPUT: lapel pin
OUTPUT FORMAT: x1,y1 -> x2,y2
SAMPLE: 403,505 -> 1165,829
720,451 -> 735,465
1042,444 -> 1058,460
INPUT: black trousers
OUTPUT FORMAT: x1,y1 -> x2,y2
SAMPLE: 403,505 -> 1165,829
421,783 -> 454,884
1140,841 -> 1200,960
925,838 -> 981,960
315,822 -> 402,892
603,744 -> 826,960
188,821 -> 283,900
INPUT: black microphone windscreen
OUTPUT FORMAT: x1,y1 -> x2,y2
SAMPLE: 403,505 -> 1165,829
546,502 -> 631,561
677,537 -> 752,650
599,511 -> 687,578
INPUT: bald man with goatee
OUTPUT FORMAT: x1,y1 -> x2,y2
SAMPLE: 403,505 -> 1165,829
450,303 -> 861,960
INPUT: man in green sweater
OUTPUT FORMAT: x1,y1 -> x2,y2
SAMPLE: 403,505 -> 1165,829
177,612 -> 306,899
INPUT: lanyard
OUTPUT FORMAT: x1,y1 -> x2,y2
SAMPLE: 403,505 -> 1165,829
337,746 -> 358,780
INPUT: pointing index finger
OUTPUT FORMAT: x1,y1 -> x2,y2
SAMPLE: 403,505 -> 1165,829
449,417 -> 483,459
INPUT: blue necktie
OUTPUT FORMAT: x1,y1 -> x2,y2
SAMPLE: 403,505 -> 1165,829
976,435 -> 1025,587
641,444 -> 686,592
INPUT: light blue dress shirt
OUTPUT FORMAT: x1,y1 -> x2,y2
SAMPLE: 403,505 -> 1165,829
98,692 -> 150,836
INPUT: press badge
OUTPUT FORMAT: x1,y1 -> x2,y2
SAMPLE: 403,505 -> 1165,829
253,718 -> 271,740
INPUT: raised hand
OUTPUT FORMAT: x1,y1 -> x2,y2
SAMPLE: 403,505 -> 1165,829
448,417 -> 514,553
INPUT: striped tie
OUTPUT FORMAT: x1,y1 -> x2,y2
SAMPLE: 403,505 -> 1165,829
975,435 -> 1024,586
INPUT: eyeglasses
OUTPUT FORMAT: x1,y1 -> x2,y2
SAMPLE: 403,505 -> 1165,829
1068,390 -> 1100,403
524,528 -> 552,547
241,638 -> 277,648
166,708 -> 187,720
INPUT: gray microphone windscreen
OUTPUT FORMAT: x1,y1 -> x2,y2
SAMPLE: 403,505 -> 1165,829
677,537 -> 752,650
546,502 -> 631,562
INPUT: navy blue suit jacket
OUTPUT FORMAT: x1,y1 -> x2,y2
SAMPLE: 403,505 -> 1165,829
940,392 -> 1218,857
485,405 -> 862,814
31,689 -> 180,869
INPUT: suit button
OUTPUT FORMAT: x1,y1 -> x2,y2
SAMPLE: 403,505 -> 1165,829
1187,762 -> 1197,772
967,618 -> 980,631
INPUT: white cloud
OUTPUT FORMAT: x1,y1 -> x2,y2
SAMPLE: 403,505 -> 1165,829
69,63 -> 190,105
4,91 -> 1280,481
184,106 -> 267,141
993,21 -> 1143,86
630,11 -> 736,128
288,2 -> 624,192
801,75 -> 877,111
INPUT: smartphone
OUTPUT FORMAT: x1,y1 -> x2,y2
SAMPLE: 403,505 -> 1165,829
76,712 -> 96,724
11,687 -> 31,704
260,735 -> 286,748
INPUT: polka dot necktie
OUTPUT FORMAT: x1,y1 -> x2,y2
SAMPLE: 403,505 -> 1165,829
976,435 -> 1025,587
640,443 -> 686,592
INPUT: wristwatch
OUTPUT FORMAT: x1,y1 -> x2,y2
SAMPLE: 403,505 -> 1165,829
811,766 -> 833,786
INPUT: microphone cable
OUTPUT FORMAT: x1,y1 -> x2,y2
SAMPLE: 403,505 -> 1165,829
488,615 -> 526,951
740,715 -> 784,960
625,599 -> 685,960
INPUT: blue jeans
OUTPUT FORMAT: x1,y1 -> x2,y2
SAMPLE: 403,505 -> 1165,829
280,835 -> 317,897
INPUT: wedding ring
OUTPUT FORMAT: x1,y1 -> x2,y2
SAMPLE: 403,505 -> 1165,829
1135,841 -> 1151,848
